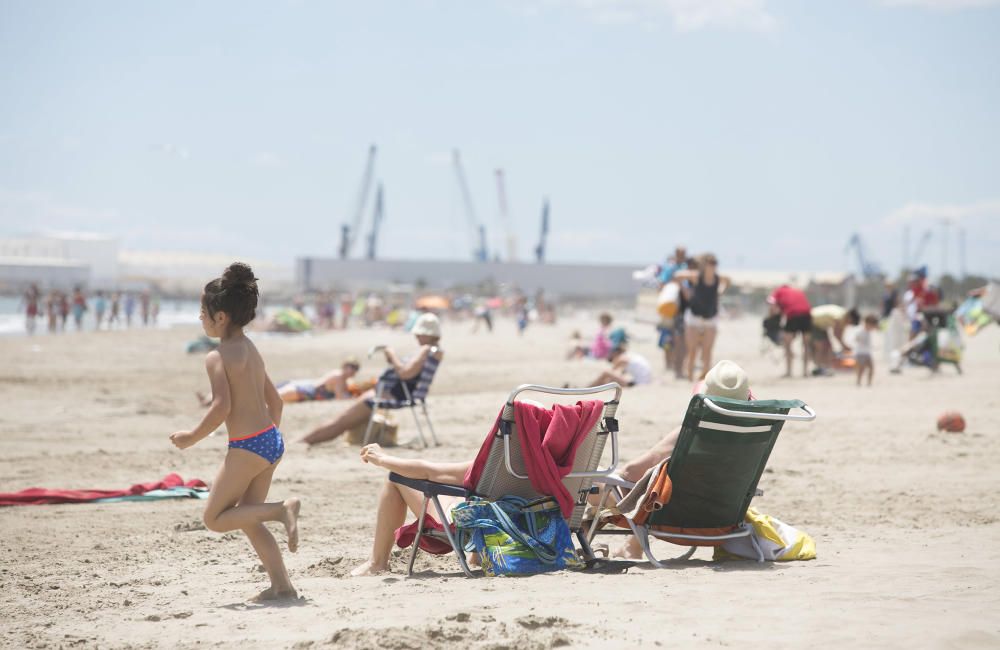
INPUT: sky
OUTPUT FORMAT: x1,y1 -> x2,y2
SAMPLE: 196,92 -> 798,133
1,0 -> 998,277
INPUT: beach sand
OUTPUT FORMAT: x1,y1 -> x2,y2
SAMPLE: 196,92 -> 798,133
2,314 -> 999,649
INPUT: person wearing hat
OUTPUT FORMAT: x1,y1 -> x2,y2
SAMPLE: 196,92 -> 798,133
299,313 -> 443,446
605,360 -> 752,559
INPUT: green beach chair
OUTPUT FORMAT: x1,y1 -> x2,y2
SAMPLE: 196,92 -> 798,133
588,394 -> 815,566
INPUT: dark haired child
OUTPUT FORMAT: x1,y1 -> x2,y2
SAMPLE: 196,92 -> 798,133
170,262 -> 301,601
854,314 -> 878,387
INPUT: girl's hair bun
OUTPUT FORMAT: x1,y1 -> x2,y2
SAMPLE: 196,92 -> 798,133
222,262 -> 257,288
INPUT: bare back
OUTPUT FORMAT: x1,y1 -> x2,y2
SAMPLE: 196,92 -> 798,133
216,335 -> 275,439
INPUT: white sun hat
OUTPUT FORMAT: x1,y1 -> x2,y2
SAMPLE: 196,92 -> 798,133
411,313 -> 442,338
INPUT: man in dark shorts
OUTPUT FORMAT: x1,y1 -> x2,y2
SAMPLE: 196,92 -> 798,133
767,285 -> 812,378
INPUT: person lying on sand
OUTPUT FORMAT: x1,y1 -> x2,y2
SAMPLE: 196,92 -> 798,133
169,263 -> 301,602
298,314 -> 443,446
275,357 -> 362,403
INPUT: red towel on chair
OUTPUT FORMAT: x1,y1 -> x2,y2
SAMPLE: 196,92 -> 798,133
464,400 -> 604,518
0,473 -> 207,506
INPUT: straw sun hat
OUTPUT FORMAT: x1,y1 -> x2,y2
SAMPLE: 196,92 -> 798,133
411,313 -> 442,338
698,360 -> 751,400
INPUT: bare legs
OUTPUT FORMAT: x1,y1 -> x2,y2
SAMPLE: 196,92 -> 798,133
202,449 -> 300,600
299,392 -> 374,445
350,479 -> 428,576
685,326 -> 717,381
781,332 -> 810,378
588,369 -> 631,388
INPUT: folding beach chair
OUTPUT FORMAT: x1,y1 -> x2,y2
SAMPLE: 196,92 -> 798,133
588,394 -> 815,566
363,352 -> 442,448
388,383 -> 622,577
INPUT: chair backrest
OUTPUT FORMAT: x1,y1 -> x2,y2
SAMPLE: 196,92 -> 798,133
472,384 -> 621,531
376,354 -> 441,403
645,395 -> 808,531
408,354 -> 441,401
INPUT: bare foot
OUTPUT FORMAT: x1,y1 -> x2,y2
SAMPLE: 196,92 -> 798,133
350,559 -> 390,577
283,498 -> 301,552
250,585 -> 297,602
612,538 -> 644,560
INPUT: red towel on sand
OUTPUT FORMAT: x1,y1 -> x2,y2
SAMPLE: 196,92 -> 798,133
394,513 -> 455,555
0,473 -> 208,506
464,400 -> 604,518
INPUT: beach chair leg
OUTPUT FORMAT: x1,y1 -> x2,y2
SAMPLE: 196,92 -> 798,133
630,524 -> 666,568
576,530 -> 597,564
585,486 -> 613,543
430,496 -> 476,578
362,403 -> 381,445
408,404 -> 429,449
406,497 -> 430,576
421,402 -> 440,447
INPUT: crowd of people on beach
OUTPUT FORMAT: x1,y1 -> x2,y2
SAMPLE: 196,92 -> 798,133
19,284 -> 161,334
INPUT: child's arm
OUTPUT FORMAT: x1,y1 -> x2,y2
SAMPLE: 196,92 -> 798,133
264,373 -> 283,428
360,444 -> 470,484
170,351 -> 231,450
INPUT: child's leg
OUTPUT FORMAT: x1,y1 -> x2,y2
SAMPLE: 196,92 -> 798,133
351,479 -> 427,576
239,462 -> 297,600
867,361 -> 874,386
202,450 -> 299,549
856,363 -> 863,386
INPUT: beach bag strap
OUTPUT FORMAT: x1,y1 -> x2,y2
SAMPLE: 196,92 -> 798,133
488,497 -> 560,564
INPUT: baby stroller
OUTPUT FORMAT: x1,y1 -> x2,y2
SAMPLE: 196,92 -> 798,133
891,306 -> 963,374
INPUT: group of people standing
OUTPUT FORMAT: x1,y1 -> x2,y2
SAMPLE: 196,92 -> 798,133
21,284 -> 160,334
656,245 -> 731,382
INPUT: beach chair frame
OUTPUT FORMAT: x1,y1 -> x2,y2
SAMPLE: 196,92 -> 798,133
589,394 -> 815,567
363,379 -> 439,448
389,382 -> 623,577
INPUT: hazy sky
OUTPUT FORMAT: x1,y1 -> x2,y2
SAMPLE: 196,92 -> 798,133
1,0 -> 998,277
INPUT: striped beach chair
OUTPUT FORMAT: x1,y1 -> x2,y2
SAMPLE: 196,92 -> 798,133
363,353 -> 442,448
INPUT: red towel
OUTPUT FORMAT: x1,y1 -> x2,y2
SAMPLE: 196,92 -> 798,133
394,513 -> 455,555
464,400 -> 604,518
0,473 -> 208,506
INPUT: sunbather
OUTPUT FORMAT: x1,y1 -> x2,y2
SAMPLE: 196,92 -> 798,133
275,357 -> 362,403
600,360 -> 753,559
586,346 -> 652,388
350,442 -> 474,576
298,313 -> 443,446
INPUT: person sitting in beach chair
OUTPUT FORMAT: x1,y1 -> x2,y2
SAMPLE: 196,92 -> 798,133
275,357 -> 368,403
587,360 -> 815,563
298,313 -> 443,446
349,383 -> 622,577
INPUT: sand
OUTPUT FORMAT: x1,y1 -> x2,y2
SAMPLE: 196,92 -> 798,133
2,313 -> 999,649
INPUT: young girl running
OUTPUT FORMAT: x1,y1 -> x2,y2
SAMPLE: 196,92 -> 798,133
169,262 -> 301,601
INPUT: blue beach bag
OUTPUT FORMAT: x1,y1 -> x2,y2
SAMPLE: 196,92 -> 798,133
451,495 -> 582,577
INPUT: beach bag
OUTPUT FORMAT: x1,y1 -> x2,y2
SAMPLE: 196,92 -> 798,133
451,496 -> 581,576
346,413 -> 397,446
713,508 -> 816,562
657,283 -> 680,319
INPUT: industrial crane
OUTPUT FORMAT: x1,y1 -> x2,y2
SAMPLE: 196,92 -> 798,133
451,150 -> 488,262
845,233 -> 882,279
339,144 -> 377,259
494,169 -> 518,262
534,199 -> 549,263
365,183 -> 384,261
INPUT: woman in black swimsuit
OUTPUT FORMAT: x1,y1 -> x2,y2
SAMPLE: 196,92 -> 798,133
673,253 -> 730,381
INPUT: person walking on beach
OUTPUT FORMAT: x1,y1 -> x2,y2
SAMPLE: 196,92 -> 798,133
767,284 -> 812,378
57,291 -> 69,331
93,290 -> 107,330
108,292 -> 121,328
674,253 -> 730,381
169,263 -> 300,602
45,290 -> 59,333
124,292 -> 136,327
658,245 -> 689,378
22,284 -> 40,335
71,286 -> 88,331
140,290 -> 151,326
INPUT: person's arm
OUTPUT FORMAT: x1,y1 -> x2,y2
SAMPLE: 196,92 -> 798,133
833,321 -> 851,352
170,351 -> 231,449
264,373 -> 283,427
360,444 -> 470,484
718,275 -> 731,293
672,270 -> 698,283
385,345 -> 431,381
619,426 -> 680,483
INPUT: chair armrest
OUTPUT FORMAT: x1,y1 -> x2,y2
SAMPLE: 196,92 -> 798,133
589,473 -> 635,490
388,472 -> 467,498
